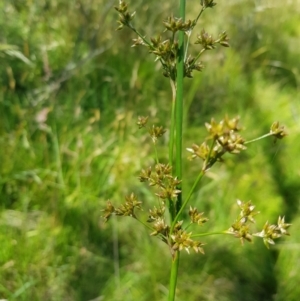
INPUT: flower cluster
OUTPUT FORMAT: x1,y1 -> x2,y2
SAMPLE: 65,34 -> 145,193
148,218 -> 205,256
114,0 -> 136,30
139,164 -> 181,200
171,228 -> 205,255
195,29 -> 229,50
149,125 -> 167,144
102,158 -> 209,256
253,216 -> 291,248
189,206 -> 209,225
270,121 -> 288,140
163,16 -> 194,33
184,56 -> 205,78
115,1 -> 229,79
200,0 -> 217,8
137,116 -> 166,144
226,200 -> 260,244
226,200 -> 291,248
187,116 -> 246,170
102,193 -> 142,222
137,115 -> 149,129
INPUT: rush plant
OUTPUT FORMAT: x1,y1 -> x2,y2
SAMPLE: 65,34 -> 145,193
102,1 -> 291,300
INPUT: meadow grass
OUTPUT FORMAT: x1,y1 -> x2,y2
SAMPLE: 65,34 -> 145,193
0,0 -> 300,300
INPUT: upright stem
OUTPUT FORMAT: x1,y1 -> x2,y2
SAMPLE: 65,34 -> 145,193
175,0 -> 186,215
168,1 -> 186,301
169,79 -> 177,220
169,79 -> 177,168
168,251 -> 180,301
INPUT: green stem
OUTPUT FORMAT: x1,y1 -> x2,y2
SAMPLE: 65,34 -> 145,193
171,139 -> 216,233
168,79 -> 177,220
127,23 -> 166,68
51,124 -> 65,188
154,143 -> 159,164
194,6 -> 206,28
184,5 -> 205,61
245,133 -> 273,144
184,31 -> 191,61
169,79 -> 176,168
168,251 -> 180,301
168,1 -> 185,300
191,231 -> 229,238
134,217 -> 155,232
128,24 -> 153,49
171,170 -> 205,233
193,48 -> 206,64
175,0 -> 186,216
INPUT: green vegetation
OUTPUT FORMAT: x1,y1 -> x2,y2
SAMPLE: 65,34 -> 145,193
0,1 -> 299,300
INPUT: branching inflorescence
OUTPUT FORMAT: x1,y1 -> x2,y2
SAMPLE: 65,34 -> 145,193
115,0 -> 228,81
103,113 -> 290,256
102,1 -> 291,300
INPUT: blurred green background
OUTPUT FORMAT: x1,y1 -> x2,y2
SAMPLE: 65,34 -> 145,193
0,0 -> 299,300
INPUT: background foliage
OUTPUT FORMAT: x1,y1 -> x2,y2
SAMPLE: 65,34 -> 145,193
0,0 -> 299,300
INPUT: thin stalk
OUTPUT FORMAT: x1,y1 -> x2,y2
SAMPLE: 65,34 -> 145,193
154,143 -> 159,164
169,79 -> 177,168
175,0 -> 186,215
168,1 -> 186,301
245,133 -> 273,144
168,251 -> 180,301
127,23 -> 166,69
191,231 -> 229,238
194,6 -> 206,27
169,79 -> 176,220
51,124 -> 65,188
184,6 -> 206,60
128,24 -> 153,48
171,170 -> 205,233
112,218 -> 120,289
193,48 -> 206,64
134,216 -> 156,232
171,139 -> 216,233
184,31 -> 191,61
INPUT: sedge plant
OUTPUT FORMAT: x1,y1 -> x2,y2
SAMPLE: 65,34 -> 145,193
102,1 -> 291,300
